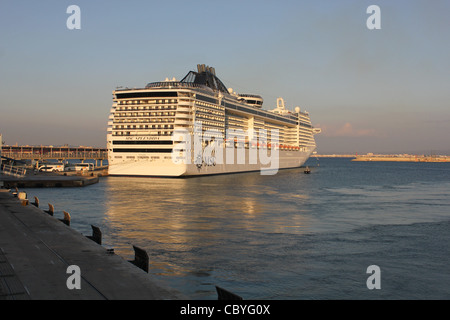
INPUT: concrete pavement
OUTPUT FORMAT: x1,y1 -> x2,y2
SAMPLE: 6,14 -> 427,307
0,188 -> 182,300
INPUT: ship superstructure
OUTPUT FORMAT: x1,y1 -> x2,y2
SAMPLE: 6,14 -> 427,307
107,64 -> 320,176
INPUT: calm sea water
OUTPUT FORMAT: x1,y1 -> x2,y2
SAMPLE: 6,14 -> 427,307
24,158 -> 450,299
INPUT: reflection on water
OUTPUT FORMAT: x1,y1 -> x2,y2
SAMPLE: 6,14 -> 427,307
94,170 -> 316,297
102,171 -> 314,268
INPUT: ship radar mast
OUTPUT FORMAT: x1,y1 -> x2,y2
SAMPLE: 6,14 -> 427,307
272,97 -> 290,115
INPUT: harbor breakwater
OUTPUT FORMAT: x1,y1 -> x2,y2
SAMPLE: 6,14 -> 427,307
352,155 -> 450,162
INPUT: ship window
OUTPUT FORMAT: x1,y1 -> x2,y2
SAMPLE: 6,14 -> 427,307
116,92 -> 178,99
113,148 -> 173,153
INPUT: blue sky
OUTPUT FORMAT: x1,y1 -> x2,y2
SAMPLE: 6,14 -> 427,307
1,0 -> 449,154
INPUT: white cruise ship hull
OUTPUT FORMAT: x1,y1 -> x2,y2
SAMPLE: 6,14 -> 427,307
108,148 -> 314,177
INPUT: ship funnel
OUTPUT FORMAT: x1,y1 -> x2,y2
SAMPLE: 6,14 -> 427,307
197,64 -> 216,75
197,64 -> 205,73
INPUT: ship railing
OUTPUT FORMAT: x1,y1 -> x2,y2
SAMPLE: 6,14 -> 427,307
1,164 -> 27,178
1,151 -> 108,160
145,81 -> 207,89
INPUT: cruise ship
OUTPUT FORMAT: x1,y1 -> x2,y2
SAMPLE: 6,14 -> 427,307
107,64 -> 320,176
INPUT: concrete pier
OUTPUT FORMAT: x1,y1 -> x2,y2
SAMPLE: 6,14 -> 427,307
0,189 -> 181,300
0,175 -> 99,188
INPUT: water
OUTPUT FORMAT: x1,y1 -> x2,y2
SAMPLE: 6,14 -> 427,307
23,158 -> 450,299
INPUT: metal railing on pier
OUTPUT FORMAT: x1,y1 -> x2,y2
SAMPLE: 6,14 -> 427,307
1,164 -> 27,178
1,146 -> 107,162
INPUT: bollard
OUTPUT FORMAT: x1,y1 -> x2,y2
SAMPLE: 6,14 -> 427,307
18,192 -> 28,206
59,211 -> 71,226
86,225 -> 102,245
45,203 -> 54,216
215,286 -> 243,300
32,196 -> 39,208
128,245 -> 149,273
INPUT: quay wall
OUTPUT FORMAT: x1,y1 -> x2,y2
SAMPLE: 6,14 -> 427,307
0,188 -> 181,300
